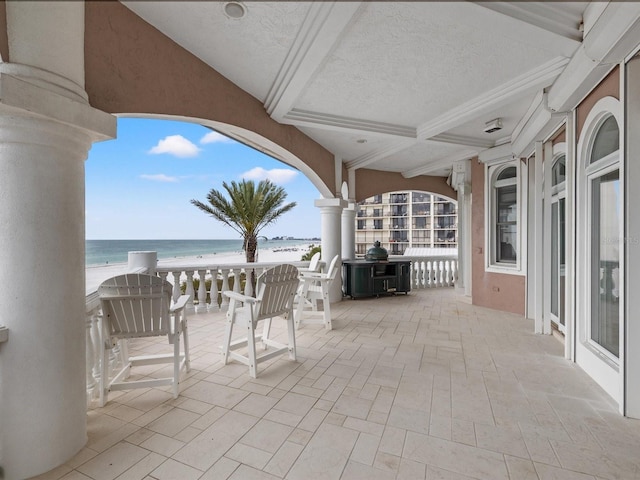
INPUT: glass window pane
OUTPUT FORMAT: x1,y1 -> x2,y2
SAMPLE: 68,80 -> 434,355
552,155 -> 566,186
497,185 -> 517,222
590,116 -> 619,164
497,166 -> 517,181
559,198 -> 566,326
551,202 -> 559,318
590,169 -> 620,357
496,224 -> 517,263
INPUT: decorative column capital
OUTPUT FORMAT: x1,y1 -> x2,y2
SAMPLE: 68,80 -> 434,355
314,197 -> 348,211
0,68 -> 116,143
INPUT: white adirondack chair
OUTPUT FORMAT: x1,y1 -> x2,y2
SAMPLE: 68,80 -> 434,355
221,264 -> 299,378
295,254 -> 340,330
98,273 -> 191,406
298,251 -> 321,274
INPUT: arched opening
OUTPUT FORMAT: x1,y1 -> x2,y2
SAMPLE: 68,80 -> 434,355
85,116 -> 323,274
355,189 -> 457,256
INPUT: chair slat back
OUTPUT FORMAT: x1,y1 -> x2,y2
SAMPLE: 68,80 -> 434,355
325,254 -> 340,280
254,264 -> 299,321
99,274 -> 173,339
308,252 -> 321,272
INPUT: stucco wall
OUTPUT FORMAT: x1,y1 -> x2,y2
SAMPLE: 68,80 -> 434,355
576,66 -> 619,139
471,158 -> 526,315
354,169 -> 456,203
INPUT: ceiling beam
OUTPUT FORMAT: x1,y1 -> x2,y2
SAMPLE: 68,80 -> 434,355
474,2 -> 583,42
402,150 -> 478,178
416,56 -> 569,141
430,133 -> 494,150
265,2 -> 363,120
345,139 -> 416,170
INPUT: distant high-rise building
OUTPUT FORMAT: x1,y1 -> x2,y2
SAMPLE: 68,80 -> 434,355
356,191 -> 457,255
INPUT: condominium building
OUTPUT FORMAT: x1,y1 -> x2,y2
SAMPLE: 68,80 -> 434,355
355,191 -> 457,255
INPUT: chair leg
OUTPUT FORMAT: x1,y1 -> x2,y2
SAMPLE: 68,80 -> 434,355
99,346 -> 109,407
182,317 -> 191,372
286,312 -> 297,361
262,318 -> 272,350
222,312 -> 234,365
322,282 -> 332,330
173,335 -> 180,398
247,320 -> 258,378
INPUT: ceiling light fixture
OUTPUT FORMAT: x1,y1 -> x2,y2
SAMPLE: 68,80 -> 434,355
224,2 -> 246,19
356,139 -> 367,144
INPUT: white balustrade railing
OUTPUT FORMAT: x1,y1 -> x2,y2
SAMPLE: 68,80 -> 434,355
391,255 -> 458,289
84,256 -> 454,407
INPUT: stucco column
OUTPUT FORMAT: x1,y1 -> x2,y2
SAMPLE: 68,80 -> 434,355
0,3 -> 116,479
341,201 -> 358,260
315,197 -> 347,302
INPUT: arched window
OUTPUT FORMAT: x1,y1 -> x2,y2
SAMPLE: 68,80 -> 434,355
487,161 -> 520,270
590,116 -> 619,164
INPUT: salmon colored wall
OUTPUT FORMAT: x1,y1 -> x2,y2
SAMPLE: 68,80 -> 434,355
471,158 -> 526,315
84,2 -> 337,195
0,1 -> 8,62
576,67 -> 619,139
354,169 -> 456,203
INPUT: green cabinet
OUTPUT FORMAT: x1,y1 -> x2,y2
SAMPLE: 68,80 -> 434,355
343,260 -> 411,299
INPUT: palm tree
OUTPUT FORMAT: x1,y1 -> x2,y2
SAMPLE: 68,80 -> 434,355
191,179 -> 296,291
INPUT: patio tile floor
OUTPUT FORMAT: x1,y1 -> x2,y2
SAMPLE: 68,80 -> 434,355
32,289 -> 640,480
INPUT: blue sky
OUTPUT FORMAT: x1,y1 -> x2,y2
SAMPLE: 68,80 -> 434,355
86,118 -> 322,240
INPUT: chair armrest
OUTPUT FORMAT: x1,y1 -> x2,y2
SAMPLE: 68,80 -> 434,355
170,295 -> 190,313
300,272 -> 326,280
222,290 -> 257,304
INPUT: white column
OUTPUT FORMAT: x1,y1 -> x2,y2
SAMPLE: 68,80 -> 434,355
341,201 -> 358,260
315,198 -> 347,302
451,160 -> 472,296
0,3 -> 116,479
533,142 -> 545,334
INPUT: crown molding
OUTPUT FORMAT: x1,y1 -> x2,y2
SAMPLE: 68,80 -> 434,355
431,133 -> 494,149
265,2 -> 363,120
284,109 -> 416,138
402,150 -> 477,178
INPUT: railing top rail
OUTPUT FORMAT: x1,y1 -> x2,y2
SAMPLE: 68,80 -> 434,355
155,260 -> 309,272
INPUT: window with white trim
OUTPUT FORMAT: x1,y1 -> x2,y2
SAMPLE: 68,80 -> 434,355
487,161 -> 522,272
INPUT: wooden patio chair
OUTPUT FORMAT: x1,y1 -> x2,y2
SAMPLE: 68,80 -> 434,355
97,273 -> 190,406
221,264 -> 299,378
295,254 -> 340,330
298,251 -> 321,274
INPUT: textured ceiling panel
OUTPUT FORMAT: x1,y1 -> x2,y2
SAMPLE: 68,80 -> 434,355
295,2 -> 567,127
122,1 -> 310,102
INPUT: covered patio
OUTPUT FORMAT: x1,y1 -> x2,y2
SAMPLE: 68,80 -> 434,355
34,288 -> 638,480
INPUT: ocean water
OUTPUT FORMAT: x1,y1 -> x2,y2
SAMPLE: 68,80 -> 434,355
86,239 -> 314,266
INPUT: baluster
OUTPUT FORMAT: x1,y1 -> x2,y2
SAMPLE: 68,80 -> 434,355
197,269 -> 208,313
232,269 -> 241,294
158,271 -> 168,283
185,271 -> 196,312
444,260 -> 450,286
418,260 -> 425,289
244,267 -> 254,297
85,313 -> 97,407
220,268 -> 231,310
171,271 -> 182,303
210,268 -> 220,310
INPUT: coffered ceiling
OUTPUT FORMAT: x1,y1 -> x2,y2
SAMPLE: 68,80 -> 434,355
122,1 -> 588,179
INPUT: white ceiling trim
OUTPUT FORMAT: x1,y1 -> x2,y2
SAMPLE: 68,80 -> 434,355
284,109 -> 417,138
265,2 -> 363,120
402,150 -> 478,178
416,56 -> 570,141
345,139 -> 416,170
474,2 -> 583,42
431,133 -> 495,150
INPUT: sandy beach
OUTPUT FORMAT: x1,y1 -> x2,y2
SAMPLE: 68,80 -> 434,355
86,242 -> 314,293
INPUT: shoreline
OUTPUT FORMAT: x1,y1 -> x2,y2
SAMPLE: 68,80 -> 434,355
86,243 -> 313,293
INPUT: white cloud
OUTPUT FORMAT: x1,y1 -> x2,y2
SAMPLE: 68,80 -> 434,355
140,174 -> 179,183
241,167 -> 298,184
148,135 -> 201,158
200,131 -> 234,144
